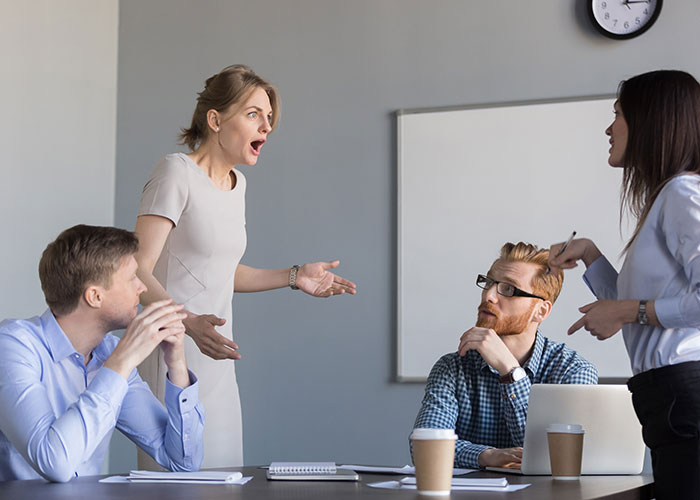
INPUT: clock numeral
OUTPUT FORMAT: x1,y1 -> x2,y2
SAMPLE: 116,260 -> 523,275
601,1 -> 607,8
604,12 -> 610,20
644,8 -> 648,15
624,21 -> 630,29
635,17 -> 641,25
613,19 -> 618,26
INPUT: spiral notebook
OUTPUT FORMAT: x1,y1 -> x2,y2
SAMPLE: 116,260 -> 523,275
266,462 -> 359,481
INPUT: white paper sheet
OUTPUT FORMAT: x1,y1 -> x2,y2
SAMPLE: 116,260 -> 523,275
338,464 -> 476,475
99,470 -> 252,485
368,479 -> 530,492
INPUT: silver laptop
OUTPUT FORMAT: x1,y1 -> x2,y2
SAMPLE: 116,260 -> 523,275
488,384 -> 645,475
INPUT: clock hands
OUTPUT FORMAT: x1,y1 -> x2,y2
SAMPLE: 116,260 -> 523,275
623,0 -> 650,11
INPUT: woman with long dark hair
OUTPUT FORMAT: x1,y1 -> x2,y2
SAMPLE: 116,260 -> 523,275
549,70 -> 700,499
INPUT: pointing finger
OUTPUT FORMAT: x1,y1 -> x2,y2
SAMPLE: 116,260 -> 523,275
568,317 -> 586,335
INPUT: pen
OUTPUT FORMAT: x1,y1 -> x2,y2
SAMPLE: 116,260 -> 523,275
547,231 -> 577,275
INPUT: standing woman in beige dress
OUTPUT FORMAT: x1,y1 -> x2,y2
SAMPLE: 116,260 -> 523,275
133,65 -> 356,468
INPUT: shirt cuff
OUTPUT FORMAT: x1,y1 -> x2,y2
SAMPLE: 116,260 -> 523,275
582,255 -> 618,300
456,443 -> 491,469
500,375 -> 530,406
164,370 -> 199,414
89,367 -> 129,413
654,296 -> 684,329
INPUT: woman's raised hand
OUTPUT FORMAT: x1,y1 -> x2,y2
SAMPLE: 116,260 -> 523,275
295,260 -> 357,298
547,238 -> 602,273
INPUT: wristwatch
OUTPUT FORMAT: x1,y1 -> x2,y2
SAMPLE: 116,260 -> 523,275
289,265 -> 300,290
638,300 -> 649,325
499,366 -> 527,384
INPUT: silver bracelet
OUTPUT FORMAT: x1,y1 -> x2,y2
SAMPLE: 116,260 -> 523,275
289,265 -> 300,290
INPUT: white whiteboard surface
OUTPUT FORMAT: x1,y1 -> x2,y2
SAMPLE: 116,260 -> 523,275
397,97 -> 633,381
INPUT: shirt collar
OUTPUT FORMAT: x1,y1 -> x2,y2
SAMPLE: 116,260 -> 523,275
40,309 -> 78,362
39,308 -> 113,365
479,329 -> 544,376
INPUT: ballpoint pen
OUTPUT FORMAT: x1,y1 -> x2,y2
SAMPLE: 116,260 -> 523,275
546,231 -> 577,275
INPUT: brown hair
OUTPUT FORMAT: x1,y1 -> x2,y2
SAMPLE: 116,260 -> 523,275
618,70 -> 700,251
39,225 -> 139,316
179,64 -> 280,151
494,242 -> 564,304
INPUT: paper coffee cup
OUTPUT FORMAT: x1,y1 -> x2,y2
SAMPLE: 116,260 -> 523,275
410,428 -> 457,496
547,424 -> 584,480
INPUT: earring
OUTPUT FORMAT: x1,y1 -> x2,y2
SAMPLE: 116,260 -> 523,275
215,127 -> 220,132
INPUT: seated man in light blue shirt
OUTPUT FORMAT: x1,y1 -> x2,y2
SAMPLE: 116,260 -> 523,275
0,225 -> 204,482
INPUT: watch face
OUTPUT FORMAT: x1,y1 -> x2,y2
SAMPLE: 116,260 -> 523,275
589,0 -> 662,40
512,367 -> 527,382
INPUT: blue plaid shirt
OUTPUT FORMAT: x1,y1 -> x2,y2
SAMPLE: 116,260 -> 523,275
412,331 -> 598,468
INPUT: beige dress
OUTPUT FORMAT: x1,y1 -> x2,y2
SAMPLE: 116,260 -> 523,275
137,153 -> 246,468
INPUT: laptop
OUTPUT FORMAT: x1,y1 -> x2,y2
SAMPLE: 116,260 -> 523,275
487,384 -> 645,475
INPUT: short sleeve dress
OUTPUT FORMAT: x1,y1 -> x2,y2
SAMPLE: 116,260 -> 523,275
137,153 -> 246,467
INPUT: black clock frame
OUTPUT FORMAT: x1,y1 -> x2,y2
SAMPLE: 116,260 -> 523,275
587,0 -> 663,40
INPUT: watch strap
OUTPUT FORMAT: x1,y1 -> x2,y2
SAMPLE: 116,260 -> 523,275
638,300 -> 649,325
289,265 -> 300,290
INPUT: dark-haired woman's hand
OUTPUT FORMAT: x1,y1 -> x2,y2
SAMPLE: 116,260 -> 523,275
567,299 -> 638,340
296,260 -> 357,298
548,238 -> 602,273
183,313 -> 241,360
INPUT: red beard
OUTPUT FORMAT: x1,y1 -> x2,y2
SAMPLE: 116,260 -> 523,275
476,302 -> 534,336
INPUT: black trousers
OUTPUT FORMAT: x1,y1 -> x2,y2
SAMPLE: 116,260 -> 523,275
628,361 -> 700,500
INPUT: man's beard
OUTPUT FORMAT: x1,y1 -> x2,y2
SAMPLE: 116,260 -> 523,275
476,302 -> 535,336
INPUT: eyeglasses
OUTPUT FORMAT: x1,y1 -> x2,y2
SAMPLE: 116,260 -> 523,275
476,274 -> 545,301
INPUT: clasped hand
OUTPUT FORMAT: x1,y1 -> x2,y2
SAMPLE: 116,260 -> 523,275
105,299 -> 187,380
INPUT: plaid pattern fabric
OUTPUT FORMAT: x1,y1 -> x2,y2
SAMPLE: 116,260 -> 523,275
412,331 -> 598,468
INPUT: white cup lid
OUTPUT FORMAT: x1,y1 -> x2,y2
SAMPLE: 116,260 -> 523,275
410,428 -> 457,440
547,423 -> 584,434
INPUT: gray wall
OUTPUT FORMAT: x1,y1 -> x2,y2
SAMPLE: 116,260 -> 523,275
114,0 -> 700,469
1,0 -> 118,320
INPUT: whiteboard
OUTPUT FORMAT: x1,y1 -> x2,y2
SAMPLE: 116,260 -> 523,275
397,97 -> 633,381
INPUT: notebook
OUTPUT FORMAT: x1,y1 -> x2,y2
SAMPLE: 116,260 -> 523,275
487,384 -> 645,476
266,462 -> 360,481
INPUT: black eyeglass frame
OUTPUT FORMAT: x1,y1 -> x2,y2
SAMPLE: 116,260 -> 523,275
476,274 -> 546,301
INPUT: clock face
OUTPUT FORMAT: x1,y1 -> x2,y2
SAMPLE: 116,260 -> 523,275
589,0 -> 662,39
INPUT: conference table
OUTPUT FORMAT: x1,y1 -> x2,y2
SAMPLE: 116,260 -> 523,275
0,466 -> 654,500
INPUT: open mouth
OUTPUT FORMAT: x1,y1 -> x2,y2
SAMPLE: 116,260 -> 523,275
250,139 -> 265,155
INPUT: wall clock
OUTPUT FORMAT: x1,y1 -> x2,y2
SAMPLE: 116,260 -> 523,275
588,0 -> 662,40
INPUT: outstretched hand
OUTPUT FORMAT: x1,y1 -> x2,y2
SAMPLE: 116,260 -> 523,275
184,313 -> 241,361
295,260 -> 357,298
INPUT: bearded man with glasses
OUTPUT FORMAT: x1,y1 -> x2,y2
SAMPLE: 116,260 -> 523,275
412,242 -> 597,469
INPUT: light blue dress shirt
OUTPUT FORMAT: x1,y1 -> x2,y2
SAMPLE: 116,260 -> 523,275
584,174 -> 700,375
0,309 -> 205,482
